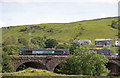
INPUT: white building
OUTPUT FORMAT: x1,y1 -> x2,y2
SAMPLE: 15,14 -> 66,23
115,38 -> 120,47
95,38 -> 113,47
74,39 -> 92,45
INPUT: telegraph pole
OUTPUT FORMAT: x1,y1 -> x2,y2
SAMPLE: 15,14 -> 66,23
29,32 -> 31,43
114,39 -> 115,55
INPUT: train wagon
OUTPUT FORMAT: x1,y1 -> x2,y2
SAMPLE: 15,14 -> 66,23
19,48 -> 70,55
89,49 -> 111,55
118,50 -> 120,55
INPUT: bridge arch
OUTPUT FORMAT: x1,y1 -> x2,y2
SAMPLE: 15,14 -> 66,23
12,55 -> 68,72
14,60 -> 47,72
106,62 -> 120,73
53,63 -> 63,73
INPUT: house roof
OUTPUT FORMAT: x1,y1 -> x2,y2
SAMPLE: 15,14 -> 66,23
74,40 -> 79,42
95,39 -> 113,41
74,39 -> 91,42
115,38 -> 120,41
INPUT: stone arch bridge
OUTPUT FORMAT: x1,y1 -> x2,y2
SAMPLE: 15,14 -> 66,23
12,55 -> 67,72
11,55 -> 120,73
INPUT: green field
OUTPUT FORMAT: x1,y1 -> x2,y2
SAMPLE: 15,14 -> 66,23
2,17 -> 118,44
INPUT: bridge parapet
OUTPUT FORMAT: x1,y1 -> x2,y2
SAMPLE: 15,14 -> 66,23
106,55 -> 120,60
11,55 -> 68,57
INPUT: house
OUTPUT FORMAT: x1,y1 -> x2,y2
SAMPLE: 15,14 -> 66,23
115,38 -> 120,47
95,39 -> 113,47
74,39 -> 92,45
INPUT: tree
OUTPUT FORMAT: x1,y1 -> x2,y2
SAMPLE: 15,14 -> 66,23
45,39 -> 58,48
17,64 -> 27,71
73,46 -> 89,56
69,43 -> 80,55
2,52 -> 13,73
56,43 -> 68,49
54,46 -> 110,76
18,37 -> 29,46
102,46 -> 109,50
25,43 -> 40,49
109,21 -> 118,29
3,36 -> 16,46
31,37 -> 46,48
83,41 -> 90,45
3,45 -> 25,55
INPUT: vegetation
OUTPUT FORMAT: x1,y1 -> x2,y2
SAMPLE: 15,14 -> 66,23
2,68 -> 114,77
17,64 -> 27,71
2,45 -> 23,55
31,37 -> 46,48
56,43 -> 68,49
2,76 -> 120,78
69,43 -> 80,55
108,20 -> 118,29
1,17 -> 119,75
2,68 -> 64,76
2,77 -> 120,78
2,52 -> 13,73
2,17 -> 118,45
45,39 -> 58,48
54,46 -> 110,76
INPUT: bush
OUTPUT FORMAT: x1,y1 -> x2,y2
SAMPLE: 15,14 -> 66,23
54,46 -> 110,76
45,39 -> 58,48
69,43 -> 80,55
31,37 -> 46,48
18,37 -> 29,46
3,45 -> 25,55
56,43 -> 68,49
2,52 -> 13,73
16,64 -> 27,71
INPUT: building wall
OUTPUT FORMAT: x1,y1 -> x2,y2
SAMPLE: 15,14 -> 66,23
115,41 -> 120,46
95,40 -> 112,47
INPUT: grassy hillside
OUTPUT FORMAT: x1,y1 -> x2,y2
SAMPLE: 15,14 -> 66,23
2,17 -> 118,44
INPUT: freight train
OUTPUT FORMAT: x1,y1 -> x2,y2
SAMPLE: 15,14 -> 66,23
90,49 -> 120,55
118,50 -> 120,55
89,49 -> 111,55
19,48 -> 70,55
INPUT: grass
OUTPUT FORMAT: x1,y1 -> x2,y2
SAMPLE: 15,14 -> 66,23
2,68 -> 84,76
2,17 -> 118,44
3,68 -> 62,76
2,68 -> 120,78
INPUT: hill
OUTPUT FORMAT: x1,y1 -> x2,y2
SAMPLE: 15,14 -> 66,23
2,17 -> 118,44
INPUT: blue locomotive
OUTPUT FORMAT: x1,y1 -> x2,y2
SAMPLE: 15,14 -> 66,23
19,48 -> 70,55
